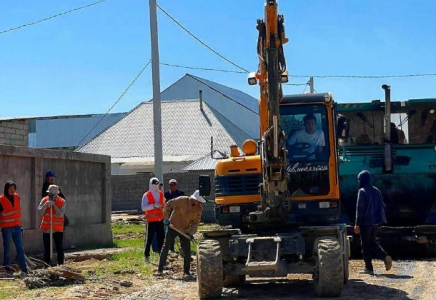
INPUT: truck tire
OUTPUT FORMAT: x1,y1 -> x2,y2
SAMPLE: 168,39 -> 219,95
313,238 -> 344,297
197,240 -> 223,299
223,275 -> 246,287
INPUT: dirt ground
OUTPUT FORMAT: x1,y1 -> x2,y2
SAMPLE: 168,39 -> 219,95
4,214 -> 434,300
127,259 -> 436,300
21,256 -> 432,300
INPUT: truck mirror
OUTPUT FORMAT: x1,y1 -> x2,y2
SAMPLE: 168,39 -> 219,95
199,175 -> 211,196
337,116 -> 350,139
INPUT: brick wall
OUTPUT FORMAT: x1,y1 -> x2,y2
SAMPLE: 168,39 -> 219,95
408,109 -> 436,144
111,170 -> 216,222
0,120 -> 28,147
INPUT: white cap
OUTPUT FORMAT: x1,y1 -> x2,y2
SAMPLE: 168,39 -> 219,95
190,190 -> 206,203
169,179 -> 177,184
47,185 -> 60,195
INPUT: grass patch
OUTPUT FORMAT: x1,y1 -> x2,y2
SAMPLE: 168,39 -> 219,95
112,224 -> 144,235
0,281 -> 21,299
113,238 -> 144,249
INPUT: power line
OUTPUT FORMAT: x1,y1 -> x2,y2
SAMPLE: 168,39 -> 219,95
160,62 -> 246,74
76,60 -> 151,148
290,73 -> 436,79
0,0 -> 108,35
160,61 -> 436,81
160,62 -> 308,85
156,4 -> 250,73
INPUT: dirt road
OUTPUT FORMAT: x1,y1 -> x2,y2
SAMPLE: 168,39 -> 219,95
116,259 -> 436,300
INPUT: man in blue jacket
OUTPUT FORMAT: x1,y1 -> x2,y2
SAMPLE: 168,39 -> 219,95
354,170 -> 393,274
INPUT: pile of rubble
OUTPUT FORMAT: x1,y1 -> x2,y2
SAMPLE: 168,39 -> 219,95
112,211 -> 144,225
23,266 -> 85,289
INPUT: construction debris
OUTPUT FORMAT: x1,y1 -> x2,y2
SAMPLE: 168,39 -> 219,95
66,248 -> 130,262
112,211 -> 144,225
120,280 -> 133,287
23,266 -> 85,289
114,269 -> 135,275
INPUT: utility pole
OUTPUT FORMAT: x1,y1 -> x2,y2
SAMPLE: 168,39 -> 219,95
308,77 -> 314,93
149,0 -> 163,182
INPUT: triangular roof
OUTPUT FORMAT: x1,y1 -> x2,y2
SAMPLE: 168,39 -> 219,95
76,100 -> 250,161
160,74 -> 259,114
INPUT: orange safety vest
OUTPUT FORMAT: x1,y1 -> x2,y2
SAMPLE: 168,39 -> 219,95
144,191 -> 164,222
40,196 -> 65,232
0,194 -> 21,229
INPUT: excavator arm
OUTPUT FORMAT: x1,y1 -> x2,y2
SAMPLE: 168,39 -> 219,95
248,0 -> 290,222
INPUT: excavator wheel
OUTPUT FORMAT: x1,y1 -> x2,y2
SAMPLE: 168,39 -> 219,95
223,275 -> 246,287
313,238 -> 344,297
197,239 -> 223,299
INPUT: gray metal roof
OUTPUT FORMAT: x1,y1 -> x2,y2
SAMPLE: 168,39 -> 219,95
76,100 -> 251,160
188,75 -> 259,113
30,113 -> 127,148
182,150 -> 227,171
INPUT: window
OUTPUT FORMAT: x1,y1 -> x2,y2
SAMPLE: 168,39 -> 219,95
280,105 -> 330,162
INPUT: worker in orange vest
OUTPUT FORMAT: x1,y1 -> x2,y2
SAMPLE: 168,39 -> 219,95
142,177 -> 166,263
38,185 -> 66,265
0,181 -> 27,273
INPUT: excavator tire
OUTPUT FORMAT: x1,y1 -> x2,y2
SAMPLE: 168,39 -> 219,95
197,239 -> 223,299
313,238 -> 344,297
223,275 -> 246,287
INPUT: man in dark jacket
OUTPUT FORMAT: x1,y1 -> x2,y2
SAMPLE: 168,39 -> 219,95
354,170 -> 392,274
163,179 -> 184,252
42,171 -> 65,199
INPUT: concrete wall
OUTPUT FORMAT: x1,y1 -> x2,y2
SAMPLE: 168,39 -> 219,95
111,170 -> 216,222
0,145 -> 112,259
0,120 -> 28,147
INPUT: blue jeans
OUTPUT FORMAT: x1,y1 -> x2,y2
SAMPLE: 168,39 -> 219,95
1,226 -> 27,271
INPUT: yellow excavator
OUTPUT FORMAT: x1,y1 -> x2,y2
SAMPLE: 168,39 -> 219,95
197,0 -> 350,298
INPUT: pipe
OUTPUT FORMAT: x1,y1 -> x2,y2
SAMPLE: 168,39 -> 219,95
382,84 -> 391,142
199,90 -> 203,111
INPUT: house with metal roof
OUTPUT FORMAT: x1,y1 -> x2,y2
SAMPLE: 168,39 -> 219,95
77,99 -> 252,175
76,74 -> 259,175
160,74 -> 259,138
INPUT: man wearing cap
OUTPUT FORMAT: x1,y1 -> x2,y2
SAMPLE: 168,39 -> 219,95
142,177 -> 166,263
164,179 -> 185,252
38,185 -> 66,265
42,171 -> 65,200
157,190 -> 205,278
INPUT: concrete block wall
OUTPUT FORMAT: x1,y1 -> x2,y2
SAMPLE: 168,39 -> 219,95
111,170 -> 216,222
0,145 -> 112,259
0,120 -> 28,147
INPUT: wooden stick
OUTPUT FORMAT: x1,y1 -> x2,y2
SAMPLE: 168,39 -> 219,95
50,203 -> 53,259
169,224 -> 191,240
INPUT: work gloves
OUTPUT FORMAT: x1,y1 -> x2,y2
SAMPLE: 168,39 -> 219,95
153,203 -> 162,209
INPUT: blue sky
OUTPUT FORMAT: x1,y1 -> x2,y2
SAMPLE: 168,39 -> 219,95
1,0 -> 435,118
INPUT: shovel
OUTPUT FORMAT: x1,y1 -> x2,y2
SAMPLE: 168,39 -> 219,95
50,203 -> 53,260
169,224 -> 191,240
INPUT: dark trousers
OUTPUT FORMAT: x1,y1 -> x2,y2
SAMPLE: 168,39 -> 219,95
360,225 -> 388,270
159,227 -> 191,273
43,232 -> 64,265
144,221 -> 165,257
